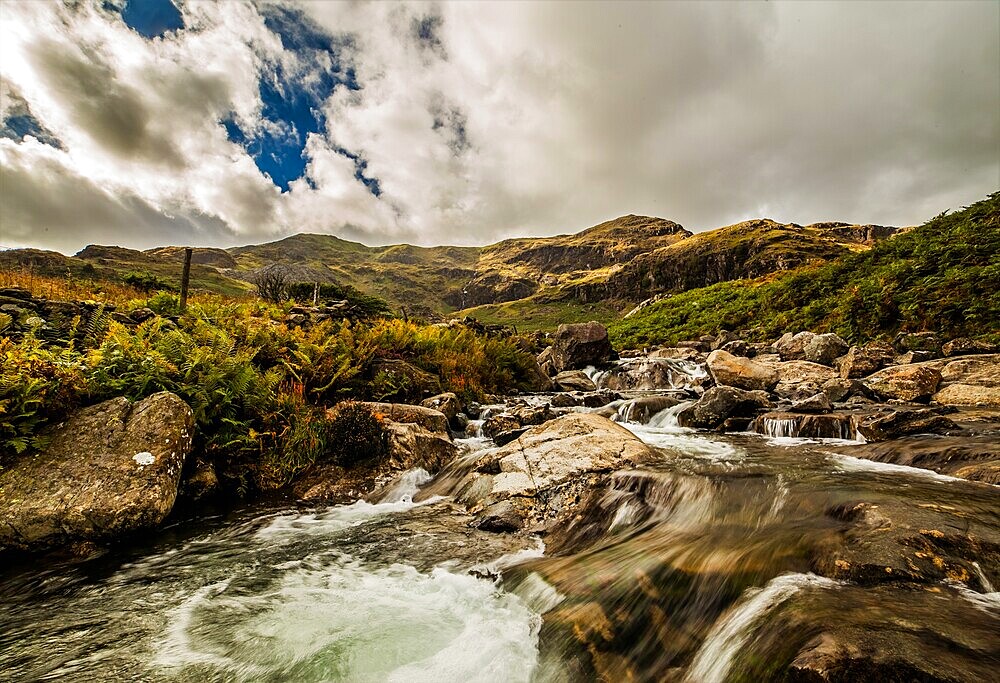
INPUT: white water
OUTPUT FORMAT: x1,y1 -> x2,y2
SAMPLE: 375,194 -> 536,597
622,402 -> 743,461
827,453 -> 977,484
684,573 -> 839,683
760,417 -> 799,438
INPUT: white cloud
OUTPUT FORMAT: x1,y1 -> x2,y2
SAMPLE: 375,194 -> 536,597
0,0 -> 996,254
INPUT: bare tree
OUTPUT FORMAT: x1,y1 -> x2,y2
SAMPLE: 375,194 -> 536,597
251,268 -> 289,303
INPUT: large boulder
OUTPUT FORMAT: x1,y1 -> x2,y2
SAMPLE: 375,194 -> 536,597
421,392 -> 461,421
856,408 -> 961,441
677,385 -> 773,430
356,402 -> 449,434
938,354 -> 1000,386
706,350 -> 779,391
550,321 -> 613,372
932,384 -> 1000,408
776,331 -> 816,361
553,370 -> 597,392
862,365 -> 941,403
803,333 -> 849,366
0,392 -> 194,551
770,360 -> 840,386
839,343 -> 896,379
596,357 -> 702,391
617,396 -> 684,424
457,413 -> 656,531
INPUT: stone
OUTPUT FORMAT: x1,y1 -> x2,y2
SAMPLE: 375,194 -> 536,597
355,402 -> 450,435
677,386 -> 773,430
939,354 -> 1000,387
537,346 -> 557,376
803,333 -> 849,366
932,384 -> 1000,408
368,359 -> 442,402
181,459 -> 219,503
856,408 -> 961,441
775,381 -> 822,401
129,307 -> 157,323
894,350 -> 937,364
550,321 -> 613,372
719,339 -> 751,357
0,392 -> 194,551
770,360 -> 840,385
822,377 -> 864,402
776,331 -> 816,361
862,365 -> 941,403
751,412 -> 856,439
706,350 -> 780,391
893,331 -> 941,354
710,329 -> 741,350
942,337 -> 997,357
596,357 -> 696,391
839,343 -> 896,379
554,370 -> 597,392
790,392 -> 833,413
421,392 -> 461,420
481,415 -> 522,441
493,428 -> 530,447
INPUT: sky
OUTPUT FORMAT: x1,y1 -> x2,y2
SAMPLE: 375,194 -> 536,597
0,0 -> 997,254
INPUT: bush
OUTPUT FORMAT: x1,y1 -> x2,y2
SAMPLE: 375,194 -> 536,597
325,400 -> 388,467
122,270 -> 176,293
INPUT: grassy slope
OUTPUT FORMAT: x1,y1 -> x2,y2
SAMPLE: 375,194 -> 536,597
609,193 -> 1000,349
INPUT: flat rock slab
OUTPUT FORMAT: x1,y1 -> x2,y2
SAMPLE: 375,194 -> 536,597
0,392 -> 194,551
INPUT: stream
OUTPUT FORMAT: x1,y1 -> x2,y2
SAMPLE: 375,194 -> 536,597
1,401 -> 998,681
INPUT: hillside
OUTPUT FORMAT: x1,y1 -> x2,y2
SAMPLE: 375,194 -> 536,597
609,192 -> 1000,348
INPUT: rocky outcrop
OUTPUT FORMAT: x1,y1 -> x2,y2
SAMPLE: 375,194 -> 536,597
0,392 -> 194,551
932,384 -> 1000,408
707,350 -> 779,391
456,414 -> 656,532
862,365 -> 941,403
550,321 -> 613,372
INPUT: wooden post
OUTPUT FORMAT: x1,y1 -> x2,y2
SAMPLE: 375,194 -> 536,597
400,306 -> 409,322
313,281 -> 319,306
179,247 -> 192,313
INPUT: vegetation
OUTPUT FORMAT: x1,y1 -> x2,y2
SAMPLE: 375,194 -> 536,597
610,193 -> 1000,349
0,275 -> 540,492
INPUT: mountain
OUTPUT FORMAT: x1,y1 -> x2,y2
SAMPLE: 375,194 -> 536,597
0,211 -> 906,326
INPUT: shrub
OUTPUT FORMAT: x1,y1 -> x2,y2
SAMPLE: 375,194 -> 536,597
122,270 -> 176,293
325,400 -> 388,467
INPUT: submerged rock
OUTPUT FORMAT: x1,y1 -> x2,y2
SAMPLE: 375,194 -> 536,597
0,392 -> 194,551
855,408 -> 961,441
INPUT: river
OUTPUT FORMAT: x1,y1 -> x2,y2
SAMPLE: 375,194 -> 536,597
1,405 -> 998,681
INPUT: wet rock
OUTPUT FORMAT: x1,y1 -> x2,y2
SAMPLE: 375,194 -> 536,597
932,384 -> 1000,409
481,415 -> 522,441
751,411 -> 855,439
838,343 -> 895,379
597,357 -> 699,391
554,370 -> 597,392
0,392 -> 194,551
493,428 -> 530,447
856,408 -> 961,441
706,350 -> 780,392
776,381 -> 822,401
551,321 -> 613,372
942,337 -> 997,357
862,365 -> 941,403
776,331 -> 816,361
719,339 -> 751,357
893,330 -> 942,354
580,390 -> 622,408
458,413 -> 656,532
618,396 -> 683,423
356,402 -> 450,435
791,392 -> 833,414
678,385 -> 773,429
508,404 -> 555,427
821,377 -> 863,402
830,434 -> 1000,484
181,459 -> 219,503
803,333 -> 849,366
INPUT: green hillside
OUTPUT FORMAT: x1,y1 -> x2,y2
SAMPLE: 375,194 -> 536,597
609,192 -> 1000,349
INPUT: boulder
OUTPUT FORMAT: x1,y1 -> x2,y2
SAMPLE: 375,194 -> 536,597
932,384 -> 1000,408
751,411 -> 856,439
706,350 -> 780,391
776,331 -> 816,361
596,357 -> 699,391
938,354 -> 1000,387
770,360 -> 840,385
617,396 -> 683,424
0,392 -> 194,551
894,350 -> 937,364
421,392 -> 462,422
550,321 -> 613,372
677,386 -> 773,430
775,381 -> 822,401
790,392 -> 833,414
719,339 -> 751,357
369,359 -> 442,401
356,402 -> 449,435
803,333 -> 849,366
862,365 -> 941,403
710,329 -> 741,350
856,408 -> 961,441
481,415 -> 522,441
457,414 -> 656,531
537,346 -> 557,377
942,337 -> 998,357
839,343 -> 896,379
554,370 -> 597,392
821,377 -> 865,402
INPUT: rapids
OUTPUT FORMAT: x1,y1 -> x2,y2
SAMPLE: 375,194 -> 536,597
1,390 -> 998,681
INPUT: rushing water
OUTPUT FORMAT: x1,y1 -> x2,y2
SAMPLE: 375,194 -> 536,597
2,400 -> 999,682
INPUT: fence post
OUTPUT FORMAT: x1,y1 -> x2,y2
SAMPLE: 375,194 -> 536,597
179,247 -> 192,313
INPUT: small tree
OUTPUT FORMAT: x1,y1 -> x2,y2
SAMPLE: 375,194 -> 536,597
252,269 -> 289,303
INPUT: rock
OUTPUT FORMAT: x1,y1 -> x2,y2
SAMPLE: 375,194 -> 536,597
550,393 -> 581,408
856,408 -> 961,441
828,434 -> 1000,483
932,384 -> 1000,408
581,390 -> 621,408
893,330 -> 942,354
181,459 -> 218,503
554,370 -> 597,392
508,404 -> 555,427
0,392 -> 194,551
769,360 -> 840,385
862,365 -> 941,403
384,422 -> 457,472
775,381 -> 822,401
821,377 -> 865,402
596,357 -> 699,391
803,333 -> 849,366
368,359 -> 442,402
838,343 -> 896,379
790,392 -> 833,414
894,350 -> 937,364
0,287 -> 32,300
710,329 -> 741,350
356,402 -> 450,435
676,340 -> 709,352
550,321 -> 613,372
678,386 -> 773,430
719,339 -> 751,357
939,354 -> 1000,387
129,307 -> 157,323
942,337 -> 997,357
537,346 -> 557,376
751,412 -> 856,439
457,414 -> 656,531
421,392 -> 461,421
706,350 -> 780,391
617,396 -> 683,423
648,346 -> 704,362
776,331 -> 816,361
493,428 -> 530,447
481,415 -> 522,441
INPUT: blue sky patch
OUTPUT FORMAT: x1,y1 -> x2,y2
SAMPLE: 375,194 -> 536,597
1,106 -> 63,149
222,5 -> 370,194
121,0 -> 183,39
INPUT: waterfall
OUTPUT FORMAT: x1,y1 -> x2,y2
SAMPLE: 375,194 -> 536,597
684,573 -> 838,683
647,401 -> 694,429
761,417 -> 800,438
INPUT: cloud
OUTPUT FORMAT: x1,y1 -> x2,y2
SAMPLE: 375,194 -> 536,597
0,0 -> 996,254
